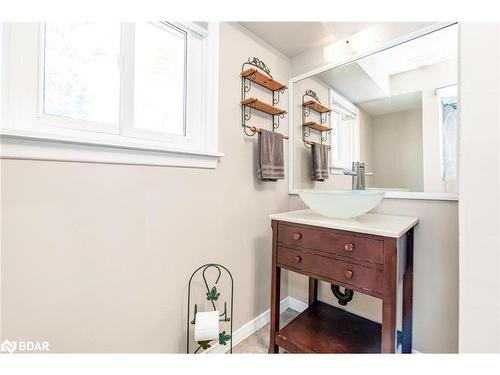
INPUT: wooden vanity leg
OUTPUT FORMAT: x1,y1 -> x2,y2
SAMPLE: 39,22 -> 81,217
382,238 -> 397,353
402,228 -> 414,354
308,278 -> 318,305
269,220 -> 281,354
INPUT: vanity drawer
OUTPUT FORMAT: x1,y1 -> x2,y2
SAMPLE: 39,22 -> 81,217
277,246 -> 383,295
278,222 -> 384,265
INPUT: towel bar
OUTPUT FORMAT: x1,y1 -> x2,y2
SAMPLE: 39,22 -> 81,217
246,126 -> 288,140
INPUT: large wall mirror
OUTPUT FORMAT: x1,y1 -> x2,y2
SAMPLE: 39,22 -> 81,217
289,24 -> 458,200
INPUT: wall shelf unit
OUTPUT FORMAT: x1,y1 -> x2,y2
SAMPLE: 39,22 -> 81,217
240,57 -> 288,138
302,90 -> 332,149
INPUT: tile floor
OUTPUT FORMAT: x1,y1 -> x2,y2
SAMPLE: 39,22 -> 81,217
233,309 -> 299,353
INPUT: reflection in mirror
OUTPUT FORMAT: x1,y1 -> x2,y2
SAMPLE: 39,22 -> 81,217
292,24 -> 458,195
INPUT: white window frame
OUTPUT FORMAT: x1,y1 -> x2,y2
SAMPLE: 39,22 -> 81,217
329,88 -> 360,171
0,22 -> 223,168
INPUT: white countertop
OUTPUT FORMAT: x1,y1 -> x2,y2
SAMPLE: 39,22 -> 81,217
269,209 -> 418,238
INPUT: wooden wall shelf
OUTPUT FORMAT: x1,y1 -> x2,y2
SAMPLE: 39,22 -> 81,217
240,68 -> 287,92
303,100 -> 331,114
241,97 -> 286,116
304,122 -> 332,132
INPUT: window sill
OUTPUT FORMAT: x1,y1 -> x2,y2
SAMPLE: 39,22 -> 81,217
0,129 -> 224,168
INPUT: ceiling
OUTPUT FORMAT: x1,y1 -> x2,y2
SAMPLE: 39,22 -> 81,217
358,91 -> 422,116
239,22 -> 338,57
361,24 -> 458,76
238,22 -> 433,58
239,22 -> 383,58
317,62 -> 390,104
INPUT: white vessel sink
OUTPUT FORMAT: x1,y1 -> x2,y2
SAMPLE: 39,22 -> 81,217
298,189 -> 385,219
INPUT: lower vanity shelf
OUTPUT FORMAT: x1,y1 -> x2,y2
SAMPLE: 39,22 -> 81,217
276,301 -> 382,353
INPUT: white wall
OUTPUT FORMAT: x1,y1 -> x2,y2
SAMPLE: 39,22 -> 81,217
459,22 -> 500,353
0,22 -> 291,352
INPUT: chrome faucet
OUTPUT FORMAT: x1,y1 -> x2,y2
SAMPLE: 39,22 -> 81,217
343,161 -> 366,190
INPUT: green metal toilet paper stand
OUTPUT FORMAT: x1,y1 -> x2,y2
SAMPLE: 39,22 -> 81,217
186,263 -> 233,353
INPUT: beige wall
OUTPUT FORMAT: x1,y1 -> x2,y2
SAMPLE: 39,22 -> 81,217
371,109 -> 423,191
287,196 -> 458,353
0,22 -> 291,353
459,23 -> 500,353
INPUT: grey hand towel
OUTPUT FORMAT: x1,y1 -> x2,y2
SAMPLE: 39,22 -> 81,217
257,129 -> 285,182
311,142 -> 329,182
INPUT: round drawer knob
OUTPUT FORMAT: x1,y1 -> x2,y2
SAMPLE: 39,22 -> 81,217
344,243 -> 354,252
295,256 -> 302,263
344,270 -> 353,279
292,233 -> 302,241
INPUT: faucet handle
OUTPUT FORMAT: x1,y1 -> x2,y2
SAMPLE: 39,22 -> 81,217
343,169 -> 357,176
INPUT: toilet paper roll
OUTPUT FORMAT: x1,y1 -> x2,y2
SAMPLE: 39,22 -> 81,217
194,310 -> 219,342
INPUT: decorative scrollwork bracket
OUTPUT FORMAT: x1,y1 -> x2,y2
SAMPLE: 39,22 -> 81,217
245,56 -> 273,78
304,89 -> 321,104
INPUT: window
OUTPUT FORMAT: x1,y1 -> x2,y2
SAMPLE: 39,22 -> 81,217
43,22 -> 122,129
329,89 -> 360,170
437,85 -> 458,192
1,22 -> 221,168
133,22 -> 186,136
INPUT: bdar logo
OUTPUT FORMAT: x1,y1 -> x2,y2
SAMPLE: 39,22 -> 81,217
0,339 -> 18,354
0,339 -> 49,353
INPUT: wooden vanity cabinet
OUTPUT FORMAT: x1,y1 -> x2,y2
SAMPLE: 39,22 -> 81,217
269,217 -> 417,354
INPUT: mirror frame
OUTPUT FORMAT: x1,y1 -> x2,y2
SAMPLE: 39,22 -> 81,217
288,22 -> 459,201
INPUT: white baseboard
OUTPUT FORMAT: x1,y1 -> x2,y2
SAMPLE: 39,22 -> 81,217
205,296 -> 296,354
204,296 -> 421,354
286,296 -> 308,313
